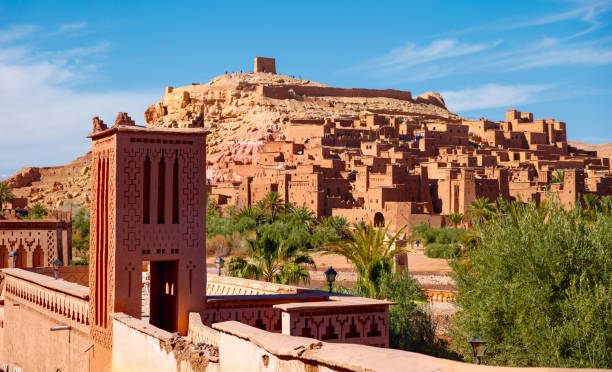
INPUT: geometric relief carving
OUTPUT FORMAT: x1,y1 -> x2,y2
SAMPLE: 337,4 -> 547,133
201,304 -> 282,333
289,308 -> 389,347
46,231 -> 56,266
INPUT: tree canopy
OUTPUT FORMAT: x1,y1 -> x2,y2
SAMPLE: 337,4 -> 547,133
451,199 -> 611,368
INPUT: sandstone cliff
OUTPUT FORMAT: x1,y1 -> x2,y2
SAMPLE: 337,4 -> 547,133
5,72 -> 458,209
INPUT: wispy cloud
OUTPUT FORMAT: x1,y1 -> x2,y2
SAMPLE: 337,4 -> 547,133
353,39 -> 502,75
0,25 -> 38,43
51,22 -> 87,36
0,25 -> 157,174
441,84 -> 554,111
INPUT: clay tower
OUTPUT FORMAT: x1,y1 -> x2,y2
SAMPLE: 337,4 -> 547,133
87,113 -> 208,356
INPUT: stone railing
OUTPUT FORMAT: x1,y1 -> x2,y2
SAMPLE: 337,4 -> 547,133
1,268 -> 89,333
188,312 -> 220,347
27,266 -> 89,287
423,289 -> 456,303
275,296 -> 392,348
207,274 -> 312,296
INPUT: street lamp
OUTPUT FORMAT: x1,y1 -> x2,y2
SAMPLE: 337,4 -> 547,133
324,266 -> 337,293
214,256 -> 225,276
8,251 -> 18,268
468,336 -> 487,364
52,258 -> 63,280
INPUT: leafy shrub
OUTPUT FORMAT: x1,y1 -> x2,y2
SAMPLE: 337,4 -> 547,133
340,272 -> 458,359
425,243 -> 460,259
411,223 -> 466,258
451,200 -> 612,368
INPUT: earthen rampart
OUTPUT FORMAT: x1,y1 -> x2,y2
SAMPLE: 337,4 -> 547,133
257,85 -> 412,101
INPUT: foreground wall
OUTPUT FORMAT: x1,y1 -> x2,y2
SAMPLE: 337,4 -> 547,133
1,269 -> 90,372
112,312 -> 599,372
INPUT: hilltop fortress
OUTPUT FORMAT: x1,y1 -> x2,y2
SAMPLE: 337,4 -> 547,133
5,57 -> 612,228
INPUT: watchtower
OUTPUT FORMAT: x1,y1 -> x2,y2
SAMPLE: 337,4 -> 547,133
254,56 -> 276,73
88,113 -> 208,353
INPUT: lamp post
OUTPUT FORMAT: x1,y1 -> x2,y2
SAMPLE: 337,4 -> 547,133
214,256 -> 225,276
324,266 -> 337,293
468,336 -> 487,365
8,251 -> 18,268
52,258 -> 63,280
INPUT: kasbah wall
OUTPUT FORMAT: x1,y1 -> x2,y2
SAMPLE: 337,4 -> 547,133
0,58 -> 610,372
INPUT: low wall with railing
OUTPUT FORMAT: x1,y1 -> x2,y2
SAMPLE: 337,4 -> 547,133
206,274 -> 312,295
424,289 -> 456,303
0,268 -> 90,372
27,265 -> 89,287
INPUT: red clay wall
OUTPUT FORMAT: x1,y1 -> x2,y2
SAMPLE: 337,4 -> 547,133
258,85 -> 412,101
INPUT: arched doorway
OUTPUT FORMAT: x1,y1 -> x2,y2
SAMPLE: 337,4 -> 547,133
16,247 -> 27,268
32,246 -> 44,267
0,246 -> 7,268
373,212 -> 385,227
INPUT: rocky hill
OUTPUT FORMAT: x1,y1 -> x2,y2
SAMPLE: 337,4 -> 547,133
4,72 -> 457,209
568,141 -> 612,158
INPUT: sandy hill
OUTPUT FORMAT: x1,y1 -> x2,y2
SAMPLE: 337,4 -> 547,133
5,72 -> 457,208
568,141 -> 612,158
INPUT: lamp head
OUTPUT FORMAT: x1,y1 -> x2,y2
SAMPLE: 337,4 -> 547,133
52,258 -> 63,270
324,266 -> 338,284
214,256 -> 225,269
468,336 -> 487,359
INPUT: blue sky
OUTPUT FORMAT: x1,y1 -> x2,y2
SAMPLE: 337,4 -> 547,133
1,0 -> 611,178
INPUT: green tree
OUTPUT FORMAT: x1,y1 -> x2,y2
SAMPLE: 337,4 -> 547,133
0,182 -> 14,207
582,193 -> 601,215
71,208 -> 90,265
468,197 -> 496,223
324,222 -> 408,298
549,169 -> 565,184
284,205 -> 316,230
27,203 -> 48,219
448,212 -> 464,229
451,200 -> 611,368
227,228 -> 315,285
320,216 -> 348,236
257,191 -> 286,222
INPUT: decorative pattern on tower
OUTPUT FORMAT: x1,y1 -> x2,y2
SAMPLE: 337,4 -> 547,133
87,114 -> 208,351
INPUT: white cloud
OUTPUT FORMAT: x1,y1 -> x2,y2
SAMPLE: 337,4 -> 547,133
353,39 -> 501,75
52,22 -> 87,35
441,84 -> 554,111
0,28 -> 158,175
0,25 -> 38,43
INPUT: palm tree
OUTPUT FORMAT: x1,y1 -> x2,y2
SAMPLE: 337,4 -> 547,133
233,205 -> 264,223
324,222 -> 409,297
321,216 -> 348,237
227,229 -> 315,285
286,205 -> 316,230
582,193 -> 600,213
257,191 -> 286,222
549,169 -> 565,184
448,212 -> 464,229
469,197 -> 496,223
0,182 -> 14,207
28,203 -> 48,220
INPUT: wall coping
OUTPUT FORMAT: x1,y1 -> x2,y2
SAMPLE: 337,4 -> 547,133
111,312 -> 174,341
274,298 -> 393,312
88,124 -> 210,140
213,321 -> 596,372
1,268 -> 89,299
